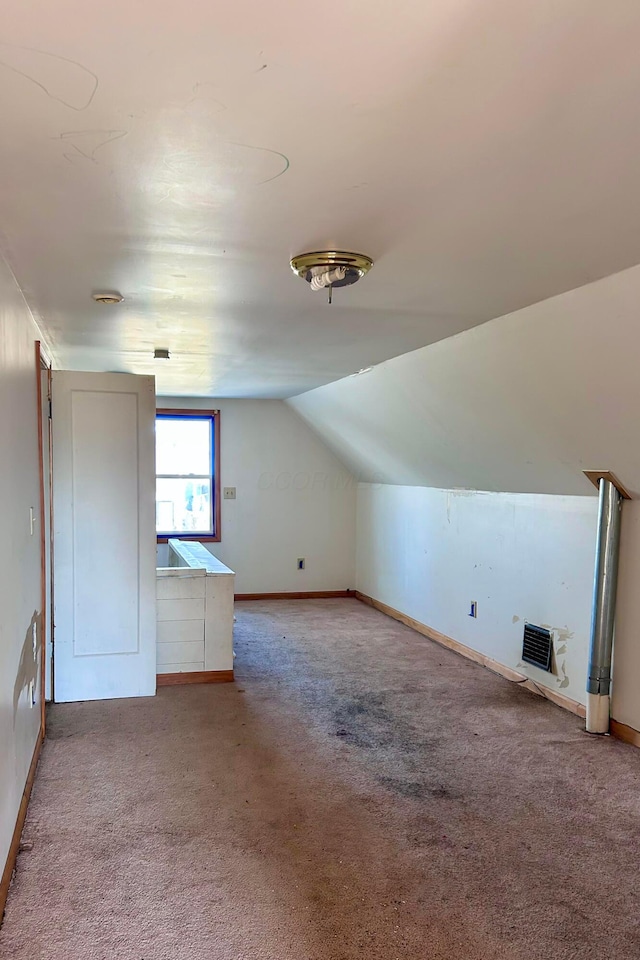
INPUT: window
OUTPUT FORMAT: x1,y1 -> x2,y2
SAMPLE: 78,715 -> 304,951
155,409 -> 220,542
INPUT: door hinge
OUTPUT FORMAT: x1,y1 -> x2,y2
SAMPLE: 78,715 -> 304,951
48,398 -> 52,419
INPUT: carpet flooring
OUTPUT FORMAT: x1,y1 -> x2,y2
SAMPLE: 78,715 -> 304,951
2,598 -> 640,959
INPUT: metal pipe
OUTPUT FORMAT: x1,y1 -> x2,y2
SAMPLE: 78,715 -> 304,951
586,477 -> 622,734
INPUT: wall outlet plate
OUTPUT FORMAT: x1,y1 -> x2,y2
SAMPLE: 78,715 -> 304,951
223,487 -> 236,500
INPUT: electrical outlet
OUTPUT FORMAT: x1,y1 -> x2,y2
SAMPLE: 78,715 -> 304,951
223,487 -> 236,500
469,601 -> 477,618
297,558 -> 305,570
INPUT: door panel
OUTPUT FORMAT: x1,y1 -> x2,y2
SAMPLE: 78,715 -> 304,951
52,371 -> 156,702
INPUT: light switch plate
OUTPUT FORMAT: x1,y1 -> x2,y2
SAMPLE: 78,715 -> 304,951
223,487 -> 236,500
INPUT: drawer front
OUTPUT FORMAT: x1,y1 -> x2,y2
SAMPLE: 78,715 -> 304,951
157,619 -> 204,644
157,598 -> 205,622
156,639 -> 205,666
157,576 -> 206,601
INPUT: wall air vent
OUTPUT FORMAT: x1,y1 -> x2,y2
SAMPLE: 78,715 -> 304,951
522,623 -> 553,672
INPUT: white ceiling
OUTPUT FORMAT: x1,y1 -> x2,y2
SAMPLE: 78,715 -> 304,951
3,1 -> 640,397
289,261 -> 640,497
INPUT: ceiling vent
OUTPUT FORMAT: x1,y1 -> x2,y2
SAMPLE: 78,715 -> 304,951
290,250 -> 373,303
522,623 -> 553,672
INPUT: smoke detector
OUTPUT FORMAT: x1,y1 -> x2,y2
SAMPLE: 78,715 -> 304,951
290,250 -> 373,303
92,292 -> 124,304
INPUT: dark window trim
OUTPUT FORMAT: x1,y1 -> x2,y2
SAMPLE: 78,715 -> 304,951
156,408 -> 221,543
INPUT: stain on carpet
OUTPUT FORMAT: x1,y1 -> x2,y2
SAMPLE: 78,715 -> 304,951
2,599 -> 640,960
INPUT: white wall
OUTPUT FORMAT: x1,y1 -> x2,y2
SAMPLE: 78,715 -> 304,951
357,484 -> 597,706
0,253 -> 46,881
156,398 -> 356,594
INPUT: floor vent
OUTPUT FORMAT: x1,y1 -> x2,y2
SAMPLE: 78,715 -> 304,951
522,623 -> 553,672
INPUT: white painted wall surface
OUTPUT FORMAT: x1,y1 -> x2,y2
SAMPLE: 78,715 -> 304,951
357,484 -> 597,706
0,253 -> 47,880
156,399 -> 356,594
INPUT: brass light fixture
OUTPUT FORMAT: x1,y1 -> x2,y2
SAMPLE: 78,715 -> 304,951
92,292 -> 124,304
290,250 -> 373,303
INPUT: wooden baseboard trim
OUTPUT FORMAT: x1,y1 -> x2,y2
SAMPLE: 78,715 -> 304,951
157,669 -> 234,686
355,591 -> 586,720
1,727 -> 43,922
610,719 -> 640,748
234,590 -> 356,601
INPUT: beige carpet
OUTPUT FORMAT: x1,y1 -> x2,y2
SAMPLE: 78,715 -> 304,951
2,598 -> 640,959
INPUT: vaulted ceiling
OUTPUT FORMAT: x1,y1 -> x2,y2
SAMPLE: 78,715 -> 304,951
288,262 -> 640,497
3,1 -> 640,397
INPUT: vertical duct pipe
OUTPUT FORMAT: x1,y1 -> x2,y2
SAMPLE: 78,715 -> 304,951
586,477 -> 623,734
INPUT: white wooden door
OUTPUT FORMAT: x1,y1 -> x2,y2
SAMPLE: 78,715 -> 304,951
52,371 -> 156,702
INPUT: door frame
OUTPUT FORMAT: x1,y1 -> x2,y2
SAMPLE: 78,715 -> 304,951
35,341 -> 53,728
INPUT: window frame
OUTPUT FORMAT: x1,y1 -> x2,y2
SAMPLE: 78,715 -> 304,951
155,408 -> 221,543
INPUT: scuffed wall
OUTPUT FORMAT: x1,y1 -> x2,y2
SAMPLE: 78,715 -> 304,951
0,253 -> 45,881
357,484 -> 597,706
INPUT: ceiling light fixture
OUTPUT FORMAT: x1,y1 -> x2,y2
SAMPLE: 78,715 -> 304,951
154,348 -> 171,360
290,250 -> 373,304
92,292 -> 124,304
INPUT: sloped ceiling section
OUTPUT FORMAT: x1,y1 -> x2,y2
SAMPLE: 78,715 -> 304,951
287,262 -> 640,497
5,2 -> 640,396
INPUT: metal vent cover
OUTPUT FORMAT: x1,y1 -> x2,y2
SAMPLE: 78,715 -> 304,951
522,623 -> 553,672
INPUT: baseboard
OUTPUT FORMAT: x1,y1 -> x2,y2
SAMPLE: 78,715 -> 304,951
1,727 -> 43,921
157,669 -> 234,686
610,719 -> 640,748
356,591 -> 586,720
234,590 -> 356,601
